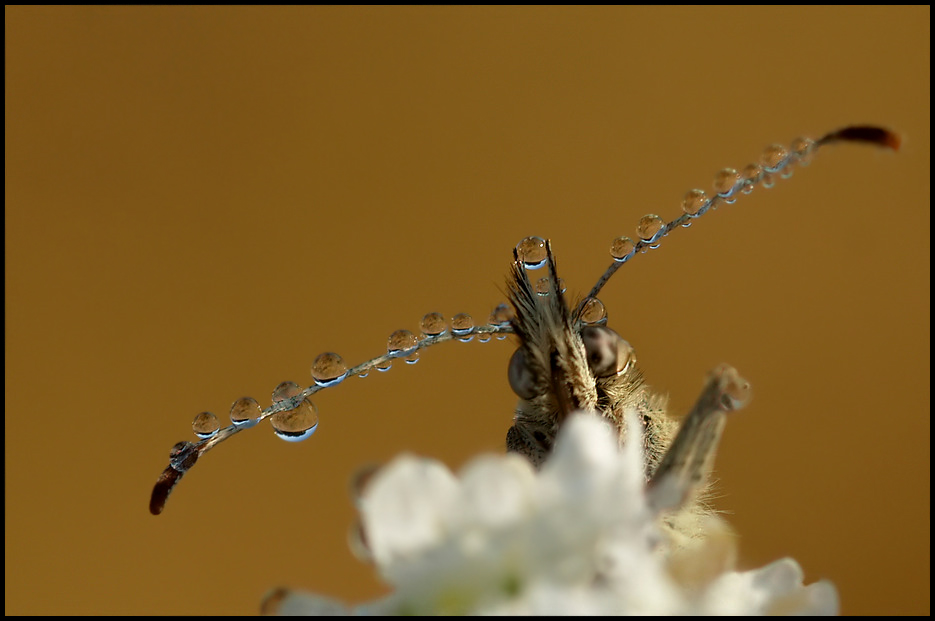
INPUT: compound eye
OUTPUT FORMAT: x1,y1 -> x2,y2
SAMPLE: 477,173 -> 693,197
508,347 -> 541,400
581,326 -> 636,377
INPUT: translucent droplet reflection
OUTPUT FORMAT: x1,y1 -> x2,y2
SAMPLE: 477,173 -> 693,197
579,297 -> 607,326
713,168 -> 741,200
192,411 -> 220,439
681,189 -> 709,217
405,352 -> 420,364
271,381 -> 302,403
387,329 -> 418,357
636,214 -> 665,245
487,303 -> 513,327
791,136 -> 815,166
535,277 -> 565,296
420,312 -> 448,337
610,236 -> 637,261
230,396 -> 262,428
741,163 -> 762,195
515,236 -> 547,270
311,352 -> 348,387
452,313 -> 474,342
534,278 -> 550,296
760,144 -> 789,173
270,397 -> 319,442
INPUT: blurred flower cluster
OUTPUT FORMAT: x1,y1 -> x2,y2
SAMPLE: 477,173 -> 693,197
264,412 -> 837,615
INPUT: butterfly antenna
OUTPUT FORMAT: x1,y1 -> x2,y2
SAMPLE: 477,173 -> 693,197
150,308 -> 516,515
578,125 -> 900,310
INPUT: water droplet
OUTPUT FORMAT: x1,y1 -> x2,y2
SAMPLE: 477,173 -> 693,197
534,277 -> 565,296
420,312 -> 448,337
515,236 -> 547,270
741,163 -> 762,194
790,136 -> 815,166
311,352 -> 348,387
760,144 -> 789,173
452,313 -> 474,342
192,411 -> 220,439
762,173 -> 775,189
405,351 -> 420,364
478,332 -> 492,343
230,396 -> 262,428
636,214 -> 665,245
609,236 -> 635,262
376,359 -> 392,372
487,303 -> 513,327
270,397 -> 319,442
579,298 -> 607,326
780,166 -> 794,179
681,189 -> 709,217
358,370 -> 369,378
272,381 -> 302,403
713,168 -> 741,199
387,329 -> 418,357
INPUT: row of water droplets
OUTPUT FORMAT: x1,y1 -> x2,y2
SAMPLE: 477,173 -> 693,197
582,136 -> 817,302
188,305 -> 521,446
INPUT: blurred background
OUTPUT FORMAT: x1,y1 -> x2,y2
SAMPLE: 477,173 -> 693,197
5,6 -> 929,615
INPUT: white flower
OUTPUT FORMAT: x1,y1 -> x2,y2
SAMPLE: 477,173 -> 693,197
264,412 -> 838,615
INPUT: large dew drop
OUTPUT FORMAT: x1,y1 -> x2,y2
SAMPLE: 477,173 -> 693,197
681,189 -> 709,217
636,214 -> 666,245
270,397 -> 319,442
451,313 -> 475,342
271,381 -> 302,403
610,236 -> 637,262
192,411 -> 220,439
713,167 -> 742,200
515,236 -> 547,270
487,303 -> 513,327
420,312 -> 448,338
760,144 -> 789,173
579,298 -> 607,326
387,330 -> 418,357
230,396 -> 262,428
311,352 -> 348,387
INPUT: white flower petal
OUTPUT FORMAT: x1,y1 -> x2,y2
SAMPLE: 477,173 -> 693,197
280,411 -> 838,616
456,453 -> 536,530
359,454 -> 458,568
702,557 -> 839,615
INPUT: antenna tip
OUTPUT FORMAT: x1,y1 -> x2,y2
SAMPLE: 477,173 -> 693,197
818,125 -> 901,151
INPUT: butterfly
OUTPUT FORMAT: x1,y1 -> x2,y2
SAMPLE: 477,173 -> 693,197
151,125 -> 899,537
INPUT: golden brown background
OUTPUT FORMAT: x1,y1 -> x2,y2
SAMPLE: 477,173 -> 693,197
6,6 -> 929,615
